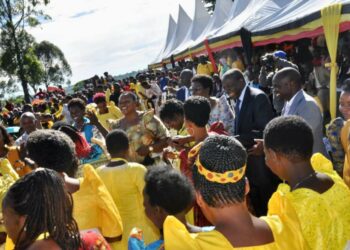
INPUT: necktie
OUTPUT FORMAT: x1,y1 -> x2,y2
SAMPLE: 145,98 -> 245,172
234,99 -> 241,135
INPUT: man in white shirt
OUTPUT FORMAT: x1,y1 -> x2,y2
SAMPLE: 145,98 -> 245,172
272,67 -> 328,157
141,80 -> 162,113
15,112 -> 38,146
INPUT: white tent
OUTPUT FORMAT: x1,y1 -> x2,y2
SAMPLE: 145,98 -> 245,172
151,15 -> 177,64
173,0 -> 251,58
161,5 -> 192,60
251,0 -> 350,35
175,0 -> 234,56
169,0 -> 211,57
208,0 -> 290,46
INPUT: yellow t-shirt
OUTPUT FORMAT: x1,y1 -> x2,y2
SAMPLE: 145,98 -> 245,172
197,62 -> 214,76
73,165 -> 123,249
268,153 -> 350,250
164,215 -> 307,250
97,160 -> 159,250
96,103 -> 123,130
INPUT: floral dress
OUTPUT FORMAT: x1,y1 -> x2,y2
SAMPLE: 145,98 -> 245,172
209,95 -> 235,135
111,110 -> 169,164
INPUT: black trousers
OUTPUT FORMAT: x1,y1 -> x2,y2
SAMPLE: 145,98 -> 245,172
246,155 -> 281,216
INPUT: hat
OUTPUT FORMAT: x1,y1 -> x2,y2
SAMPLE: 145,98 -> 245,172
273,50 -> 287,59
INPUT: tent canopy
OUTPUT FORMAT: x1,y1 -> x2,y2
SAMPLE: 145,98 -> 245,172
169,0 -> 211,57
151,15 -> 177,64
149,0 -> 350,68
161,5 -> 192,60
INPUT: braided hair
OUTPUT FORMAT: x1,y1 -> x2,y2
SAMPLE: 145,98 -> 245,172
193,135 -> 247,207
2,169 -> 81,249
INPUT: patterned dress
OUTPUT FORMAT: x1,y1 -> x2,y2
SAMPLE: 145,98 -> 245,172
111,110 -> 169,164
209,96 -> 235,135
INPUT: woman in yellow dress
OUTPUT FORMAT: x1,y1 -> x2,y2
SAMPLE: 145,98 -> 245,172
164,134 -> 307,249
264,116 -> 350,249
129,165 -> 212,250
93,92 -> 123,131
96,129 -> 159,250
2,169 -> 81,250
0,158 -> 19,247
0,125 -> 31,177
24,129 -> 123,249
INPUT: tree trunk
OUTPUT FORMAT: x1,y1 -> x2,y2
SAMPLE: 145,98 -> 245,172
5,0 -> 31,103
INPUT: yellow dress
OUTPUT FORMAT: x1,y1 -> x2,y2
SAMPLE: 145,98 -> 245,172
96,103 -> 123,130
163,215 -> 307,250
268,153 -> 350,250
197,62 -> 214,76
0,158 -> 19,233
97,160 -> 159,250
73,164 -> 123,250
341,120 -> 350,188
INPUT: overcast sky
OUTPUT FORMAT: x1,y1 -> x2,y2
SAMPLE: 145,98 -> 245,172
29,0 -> 194,84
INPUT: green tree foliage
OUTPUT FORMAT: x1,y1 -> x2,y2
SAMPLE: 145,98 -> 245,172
34,41 -> 72,89
0,0 -> 51,103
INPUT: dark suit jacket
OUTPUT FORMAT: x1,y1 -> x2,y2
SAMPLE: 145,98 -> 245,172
236,86 -> 274,147
236,86 -> 278,216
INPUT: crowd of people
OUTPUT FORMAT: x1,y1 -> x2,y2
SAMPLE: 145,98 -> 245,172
0,34 -> 350,250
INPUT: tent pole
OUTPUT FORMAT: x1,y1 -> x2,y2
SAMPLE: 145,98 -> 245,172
204,39 -> 218,73
321,3 -> 342,120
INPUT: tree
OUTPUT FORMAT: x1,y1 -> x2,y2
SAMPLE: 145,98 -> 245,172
0,0 -> 50,103
34,41 -> 72,89
203,0 -> 216,12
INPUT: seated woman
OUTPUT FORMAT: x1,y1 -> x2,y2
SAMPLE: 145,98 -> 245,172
264,116 -> 350,249
164,135 -> 306,249
108,92 -> 169,166
128,166 -> 212,250
3,168 -> 111,249
191,74 -> 235,135
0,125 -> 31,177
25,130 -> 123,249
97,129 -> 159,249
93,92 -> 123,131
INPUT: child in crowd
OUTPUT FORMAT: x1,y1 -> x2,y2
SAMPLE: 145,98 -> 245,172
128,166 -> 212,250
163,135 -> 307,249
97,129 -> 159,250
264,116 -> 350,249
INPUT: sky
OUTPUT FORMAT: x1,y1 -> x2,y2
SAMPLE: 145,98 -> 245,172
29,0 -> 195,84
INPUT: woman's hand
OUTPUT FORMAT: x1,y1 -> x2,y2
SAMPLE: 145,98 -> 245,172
86,110 -> 99,126
136,145 -> 150,157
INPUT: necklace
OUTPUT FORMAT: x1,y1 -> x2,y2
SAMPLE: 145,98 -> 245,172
292,172 -> 317,190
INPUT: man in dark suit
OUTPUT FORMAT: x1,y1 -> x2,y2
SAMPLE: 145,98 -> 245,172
222,69 -> 278,216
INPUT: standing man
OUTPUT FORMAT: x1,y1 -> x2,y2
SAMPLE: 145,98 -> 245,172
222,69 -> 277,216
272,67 -> 328,157
176,69 -> 193,102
